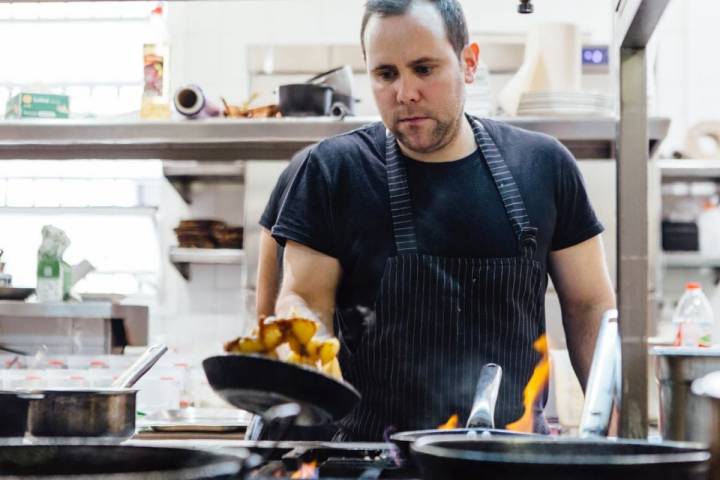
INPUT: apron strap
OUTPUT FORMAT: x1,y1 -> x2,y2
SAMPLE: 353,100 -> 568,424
470,116 -> 537,258
385,129 -> 419,254
384,117 -> 538,258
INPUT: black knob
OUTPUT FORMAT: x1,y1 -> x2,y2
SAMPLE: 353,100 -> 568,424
518,0 -> 534,14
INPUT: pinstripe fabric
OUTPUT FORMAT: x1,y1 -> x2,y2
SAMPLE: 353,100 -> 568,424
335,115 -> 545,441
385,129 -> 419,254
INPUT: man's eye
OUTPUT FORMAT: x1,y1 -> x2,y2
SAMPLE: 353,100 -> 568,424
415,65 -> 433,75
377,70 -> 396,81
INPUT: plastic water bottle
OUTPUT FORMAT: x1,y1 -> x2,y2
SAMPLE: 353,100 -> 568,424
673,282 -> 714,347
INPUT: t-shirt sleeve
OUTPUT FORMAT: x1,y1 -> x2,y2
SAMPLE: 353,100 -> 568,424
271,149 -> 338,258
259,146 -> 312,230
550,140 -> 605,251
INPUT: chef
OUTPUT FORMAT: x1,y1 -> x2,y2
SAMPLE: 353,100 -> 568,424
271,0 -> 616,441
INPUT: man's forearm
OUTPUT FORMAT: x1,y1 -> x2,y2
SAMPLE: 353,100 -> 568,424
563,300 -> 616,391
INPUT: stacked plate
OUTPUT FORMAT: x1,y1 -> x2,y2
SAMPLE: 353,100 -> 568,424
465,64 -> 496,117
517,90 -> 615,117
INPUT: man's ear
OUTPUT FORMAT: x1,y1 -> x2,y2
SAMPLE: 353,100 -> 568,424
462,42 -> 481,83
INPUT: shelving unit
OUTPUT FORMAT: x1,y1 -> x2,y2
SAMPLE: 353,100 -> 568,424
0,116 -> 670,161
163,161 -> 245,204
662,253 -> 720,268
168,247 -> 245,280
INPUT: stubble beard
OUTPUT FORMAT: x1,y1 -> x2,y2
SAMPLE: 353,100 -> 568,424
391,104 -> 465,156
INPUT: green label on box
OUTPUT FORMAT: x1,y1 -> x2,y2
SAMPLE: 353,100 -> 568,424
6,92 -> 70,119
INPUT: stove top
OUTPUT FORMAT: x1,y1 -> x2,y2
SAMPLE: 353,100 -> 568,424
233,441 -> 419,479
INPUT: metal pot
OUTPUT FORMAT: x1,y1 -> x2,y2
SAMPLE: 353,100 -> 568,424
278,84 -> 333,117
27,388 -> 137,439
0,445 -> 242,479
26,344 -> 167,440
411,436 -> 710,480
652,346 -> 720,441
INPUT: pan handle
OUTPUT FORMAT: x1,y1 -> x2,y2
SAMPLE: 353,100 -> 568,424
111,344 -> 168,388
466,363 -> 502,429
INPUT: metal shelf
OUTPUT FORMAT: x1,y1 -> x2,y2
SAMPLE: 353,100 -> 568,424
657,159 -> 720,181
661,252 -> 720,268
163,161 -> 245,204
168,247 -> 245,280
0,116 -> 670,161
0,300 -> 147,319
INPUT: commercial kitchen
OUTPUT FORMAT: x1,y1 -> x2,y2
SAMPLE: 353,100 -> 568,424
1,0 -> 720,478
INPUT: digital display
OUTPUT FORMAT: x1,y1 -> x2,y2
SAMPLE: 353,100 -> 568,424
582,46 -> 609,65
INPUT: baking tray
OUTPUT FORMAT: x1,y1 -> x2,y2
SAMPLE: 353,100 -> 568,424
138,408 -> 252,433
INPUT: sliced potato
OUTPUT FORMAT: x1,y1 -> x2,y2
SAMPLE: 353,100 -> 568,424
321,357 -> 343,380
290,318 -> 318,345
237,336 -> 265,353
260,321 -> 285,350
319,338 -> 340,365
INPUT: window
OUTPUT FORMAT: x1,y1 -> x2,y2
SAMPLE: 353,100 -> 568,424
0,3 -> 166,298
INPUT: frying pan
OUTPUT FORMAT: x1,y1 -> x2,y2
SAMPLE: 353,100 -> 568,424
0,445 -> 242,479
203,354 -> 361,426
390,363 -> 532,460
410,435 -> 710,480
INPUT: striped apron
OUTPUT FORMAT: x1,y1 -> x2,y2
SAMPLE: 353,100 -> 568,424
335,116 -> 547,441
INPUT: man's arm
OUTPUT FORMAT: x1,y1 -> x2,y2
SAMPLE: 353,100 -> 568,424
275,240 -> 342,334
548,234 -> 616,390
256,227 -> 280,318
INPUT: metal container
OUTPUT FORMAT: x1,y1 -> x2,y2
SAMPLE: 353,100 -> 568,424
691,372 -> 720,480
27,389 -> 137,440
652,346 -> 720,441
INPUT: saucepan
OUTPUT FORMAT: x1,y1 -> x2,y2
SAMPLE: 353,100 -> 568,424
203,354 -> 361,427
411,435 -> 710,480
23,344 -> 167,440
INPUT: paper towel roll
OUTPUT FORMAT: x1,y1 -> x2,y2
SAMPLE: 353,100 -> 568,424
499,23 -> 582,115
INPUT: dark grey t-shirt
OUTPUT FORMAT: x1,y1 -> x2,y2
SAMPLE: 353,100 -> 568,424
271,119 -> 603,323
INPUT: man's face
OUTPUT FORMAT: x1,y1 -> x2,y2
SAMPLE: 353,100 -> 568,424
364,2 -> 475,155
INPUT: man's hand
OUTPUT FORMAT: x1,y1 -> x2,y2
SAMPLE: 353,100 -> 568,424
548,234 -> 616,390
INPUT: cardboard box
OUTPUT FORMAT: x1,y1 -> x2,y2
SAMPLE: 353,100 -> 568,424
5,92 -> 70,119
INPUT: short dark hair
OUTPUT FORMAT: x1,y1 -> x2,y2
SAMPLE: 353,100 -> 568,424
360,0 -> 469,58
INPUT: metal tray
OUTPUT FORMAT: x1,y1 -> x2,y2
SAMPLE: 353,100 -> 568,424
138,408 -> 252,433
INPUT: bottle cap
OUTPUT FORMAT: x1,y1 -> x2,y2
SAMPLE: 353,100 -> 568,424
686,281 -> 702,290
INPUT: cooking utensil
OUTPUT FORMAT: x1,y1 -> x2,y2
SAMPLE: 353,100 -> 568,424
306,65 -> 354,97
202,354 -> 361,426
579,308 -> 620,437
139,407 -> 252,433
0,445 -> 242,479
278,84 -> 333,117
652,346 -> 720,441
0,286 -> 34,300
26,344 -> 167,440
411,435 -> 710,480
390,363 -> 532,460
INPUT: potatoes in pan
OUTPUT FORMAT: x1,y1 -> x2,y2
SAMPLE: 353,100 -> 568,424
224,315 -> 343,380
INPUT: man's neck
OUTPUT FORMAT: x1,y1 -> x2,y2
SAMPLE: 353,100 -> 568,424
398,115 -> 476,163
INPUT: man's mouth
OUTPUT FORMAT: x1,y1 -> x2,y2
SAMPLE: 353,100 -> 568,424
398,116 -> 430,125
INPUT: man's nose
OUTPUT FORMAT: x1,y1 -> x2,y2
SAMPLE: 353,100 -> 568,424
395,75 -> 421,104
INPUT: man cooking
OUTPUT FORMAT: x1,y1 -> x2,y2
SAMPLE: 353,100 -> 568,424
271,0 -> 615,441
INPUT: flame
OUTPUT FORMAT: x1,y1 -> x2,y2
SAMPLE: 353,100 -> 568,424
290,460 -> 318,480
437,414 -> 459,430
505,334 -> 549,432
